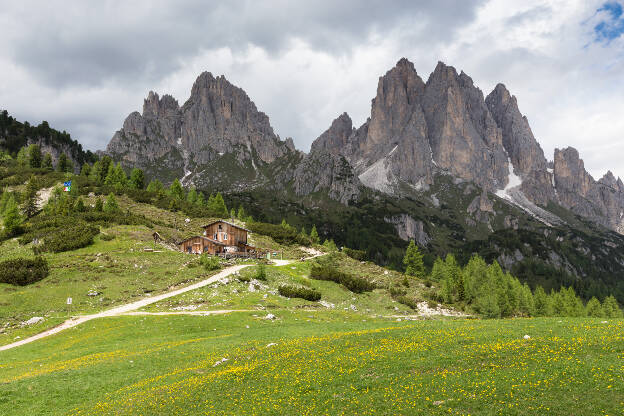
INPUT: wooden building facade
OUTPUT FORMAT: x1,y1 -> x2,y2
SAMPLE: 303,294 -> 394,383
177,220 -> 257,256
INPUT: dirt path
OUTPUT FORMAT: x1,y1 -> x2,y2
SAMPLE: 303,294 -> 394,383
0,251 -> 326,352
0,264 -> 254,352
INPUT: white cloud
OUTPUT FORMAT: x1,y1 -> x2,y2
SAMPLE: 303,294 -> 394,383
1,0 -> 623,180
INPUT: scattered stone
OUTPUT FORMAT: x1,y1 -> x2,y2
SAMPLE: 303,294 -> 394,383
212,357 -> 229,367
264,313 -> 276,320
396,318 -> 402,322
349,304 -> 358,312
601,320 -> 608,324
523,334 -> 531,340
433,400 -> 445,406
22,317 -> 44,326
319,300 -> 335,309
266,343 -> 277,347
87,290 -> 100,297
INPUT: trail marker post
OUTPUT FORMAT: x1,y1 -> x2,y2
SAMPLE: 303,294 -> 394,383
67,297 -> 72,316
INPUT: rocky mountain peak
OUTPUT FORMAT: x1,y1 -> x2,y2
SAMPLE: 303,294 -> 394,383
310,112 -> 353,154
143,91 -> 180,119
599,170 -> 618,188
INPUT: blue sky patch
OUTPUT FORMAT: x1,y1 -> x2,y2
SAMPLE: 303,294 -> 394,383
594,2 -> 624,42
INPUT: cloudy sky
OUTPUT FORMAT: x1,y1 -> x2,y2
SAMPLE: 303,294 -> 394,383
1,0 -> 624,179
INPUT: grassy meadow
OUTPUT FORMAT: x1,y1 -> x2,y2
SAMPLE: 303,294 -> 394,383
0,314 -> 622,415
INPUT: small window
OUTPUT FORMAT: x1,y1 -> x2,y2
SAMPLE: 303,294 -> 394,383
214,233 -> 217,239
218,224 -> 222,230
224,233 -> 228,240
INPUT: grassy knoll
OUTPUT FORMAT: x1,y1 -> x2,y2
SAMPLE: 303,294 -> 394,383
0,314 -> 622,415
0,225 -> 222,345
140,255 -> 434,316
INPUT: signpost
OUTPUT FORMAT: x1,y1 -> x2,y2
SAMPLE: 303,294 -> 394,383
67,297 -> 72,316
63,181 -> 72,192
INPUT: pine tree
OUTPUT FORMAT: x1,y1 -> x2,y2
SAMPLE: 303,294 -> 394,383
22,175 -> 39,218
146,179 -> 164,194
128,168 -> 144,189
42,153 -> 53,170
237,206 -> 246,220
169,179 -> 185,200
16,147 -> 28,167
103,193 -> 120,213
602,295 -> 623,318
310,225 -> 320,244
403,240 -> 425,278
533,286 -> 553,316
430,257 -> 446,282
230,208 -> 236,218
28,144 -> 42,168
322,239 -> 338,252
0,189 -> 11,214
212,192 -> 228,217
196,191 -> 205,206
94,197 -> 104,212
73,197 -> 86,212
57,153 -> 70,172
99,156 -> 112,183
2,195 -> 23,236
187,187 -> 198,204
585,297 -> 604,317
81,163 -> 92,177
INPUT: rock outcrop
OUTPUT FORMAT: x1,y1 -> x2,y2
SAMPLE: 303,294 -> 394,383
106,73 -> 291,185
554,147 -> 624,232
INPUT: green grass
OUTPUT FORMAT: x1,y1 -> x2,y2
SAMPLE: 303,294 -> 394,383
0,315 -> 622,415
0,225 -> 221,345
139,256 -> 434,316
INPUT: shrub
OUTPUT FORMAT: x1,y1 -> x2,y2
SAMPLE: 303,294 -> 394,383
343,247 -> 367,261
247,222 -> 310,245
39,222 -> 100,253
100,233 -> 115,241
310,264 -> 376,293
0,257 -> 49,286
389,286 -> 407,298
255,263 -> 267,281
396,295 -> 420,310
278,284 -> 321,301
200,255 -> 221,271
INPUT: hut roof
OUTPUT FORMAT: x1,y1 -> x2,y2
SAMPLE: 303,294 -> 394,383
201,220 -> 250,232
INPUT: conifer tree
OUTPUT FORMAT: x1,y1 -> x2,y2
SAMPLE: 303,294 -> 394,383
533,286 -> 552,316
22,175 -> 39,218
603,295 -> 623,318
28,144 -> 42,168
403,240 -> 425,278
94,197 -> 104,212
230,208 -> 236,218
129,168 -> 145,189
57,153 -> 70,172
212,192 -> 228,217
74,197 -> 86,212
2,195 -> 23,236
16,147 -> 28,167
169,179 -> 185,201
81,163 -> 92,177
104,193 -> 120,213
42,153 -> 53,170
237,206 -> 246,220
585,297 -> 604,317
310,225 -> 320,244
196,191 -> 205,206
146,179 -> 164,194
187,187 -> 198,204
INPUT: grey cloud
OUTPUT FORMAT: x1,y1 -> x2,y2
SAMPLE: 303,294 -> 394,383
6,0 -> 484,88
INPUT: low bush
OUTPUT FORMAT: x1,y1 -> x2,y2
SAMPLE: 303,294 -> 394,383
0,257 -> 49,286
278,284 -> 321,301
343,247 -> 367,261
255,263 -> 267,281
100,233 -> 115,241
200,255 -> 221,271
247,222 -> 310,246
396,295 -> 421,310
389,286 -> 407,298
310,264 -> 376,293
39,222 -> 100,253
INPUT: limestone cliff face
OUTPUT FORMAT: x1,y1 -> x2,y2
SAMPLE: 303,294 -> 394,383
554,148 -> 624,232
293,150 -> 361,204
105,73 -> 291,185
422,62 -> 509,191
485,84 -> 556,205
